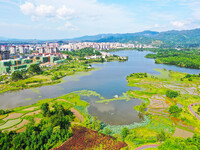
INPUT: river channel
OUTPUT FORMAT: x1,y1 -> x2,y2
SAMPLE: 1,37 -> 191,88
0,50 -> 199,125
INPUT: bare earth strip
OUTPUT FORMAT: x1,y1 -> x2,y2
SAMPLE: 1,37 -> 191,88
70,108 -> 84,122
16,126 -> 26,133
23,110 -> 41,117
34,118 -> 42,124
173,127 -> 194,139
23,107 -> 39,111
3,113 -> 23,121
3,119 -> 29,132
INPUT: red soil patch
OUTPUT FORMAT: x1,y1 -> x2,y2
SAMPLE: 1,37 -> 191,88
53,126 -> 127,150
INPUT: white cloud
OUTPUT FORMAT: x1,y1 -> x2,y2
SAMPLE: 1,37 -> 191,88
56,6 -> 75,20
35,4 -> 55,17
19,0 -> 135,34
20,2 -> 73,20
20,2 -> 35,15
171,21 -> 185,27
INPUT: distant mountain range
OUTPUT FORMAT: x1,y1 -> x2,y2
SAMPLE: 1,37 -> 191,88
1,28 -> 200,47
69,28 -> 200,47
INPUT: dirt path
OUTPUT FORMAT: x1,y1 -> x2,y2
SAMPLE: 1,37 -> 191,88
70,108 -> 84,122
189,103 -> 200,120
135,144 -> 159,150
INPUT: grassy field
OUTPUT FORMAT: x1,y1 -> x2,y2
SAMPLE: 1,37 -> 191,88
127,69 -> 200,130
126,69 -> 200,149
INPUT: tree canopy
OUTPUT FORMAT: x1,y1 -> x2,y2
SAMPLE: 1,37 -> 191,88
11,71 -> 23,81
0,103 -> 73,150
169,105 -> 182,117
166,90 -> 179,99
28,64 -> 42,75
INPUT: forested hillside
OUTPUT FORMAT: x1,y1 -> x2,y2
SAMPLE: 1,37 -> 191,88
145,49 -> 200,69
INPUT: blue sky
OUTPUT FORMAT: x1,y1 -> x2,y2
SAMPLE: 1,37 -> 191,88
0,0 -> 200,39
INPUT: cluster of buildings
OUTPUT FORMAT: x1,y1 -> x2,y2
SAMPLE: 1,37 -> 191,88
0,54 -> 67,74
59,42 -> 154,51
0,42 -> 155,61
0,42 -> 155,73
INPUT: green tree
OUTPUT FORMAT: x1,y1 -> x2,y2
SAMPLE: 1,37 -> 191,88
169,105 -> 182,117
104,128 -> 112,135
134,102 -> 146,113
0,109 -> 5,115
198,106 -> 200,113
40,103 -> 50,117
11,71 -> 23,81
121,127 -> 129,140
0,75 -> 6,82
90,117 -> 101,131
28,64 -> 42,75
52,103 -> 65,116
166,90 -> 179,98
157,130 -> 166,142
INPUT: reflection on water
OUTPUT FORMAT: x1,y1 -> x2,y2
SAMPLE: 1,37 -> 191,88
0,50 -> 199,125
81,95 -> 142,125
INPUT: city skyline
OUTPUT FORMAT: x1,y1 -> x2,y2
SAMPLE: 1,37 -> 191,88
1,0 -> 200,39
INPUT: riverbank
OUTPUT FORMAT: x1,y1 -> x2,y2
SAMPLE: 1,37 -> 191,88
0,92 -> 129,149
106,48 -> 200,70
0,60 -> 94,94
0,51 -> 128,94
0,68 -> 199,149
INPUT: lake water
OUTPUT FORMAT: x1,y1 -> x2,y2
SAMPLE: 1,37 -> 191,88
0,50 -> 199,125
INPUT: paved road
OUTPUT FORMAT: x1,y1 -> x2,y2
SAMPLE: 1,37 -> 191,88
189,103 -> 200,120
135,144 -> 159,150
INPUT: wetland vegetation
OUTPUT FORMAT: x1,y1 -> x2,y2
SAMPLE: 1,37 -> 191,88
0,50 -> 199,149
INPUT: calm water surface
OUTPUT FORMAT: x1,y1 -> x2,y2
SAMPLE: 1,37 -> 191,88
0,50 -> 199,125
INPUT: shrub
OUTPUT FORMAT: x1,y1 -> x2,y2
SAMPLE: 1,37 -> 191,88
169,105 -> 182,117
121,127 -> 129,140
166,90 -> 179,98
28,64 -> 42,75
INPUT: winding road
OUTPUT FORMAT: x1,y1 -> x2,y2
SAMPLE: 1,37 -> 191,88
135,144 -> 159,150
189,103 -> 200,120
